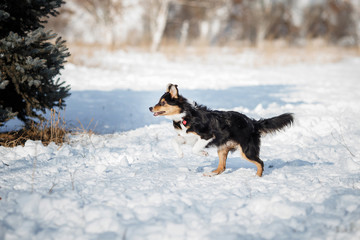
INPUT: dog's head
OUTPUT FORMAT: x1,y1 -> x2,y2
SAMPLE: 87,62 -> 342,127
149,84 -> 183,117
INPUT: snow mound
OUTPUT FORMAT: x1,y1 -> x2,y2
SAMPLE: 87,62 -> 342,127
1,52 -> 360,239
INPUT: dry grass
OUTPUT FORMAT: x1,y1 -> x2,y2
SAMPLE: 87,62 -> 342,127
0,108 -> 68,148
0,105 -> 99,148
160,39 -> 360,66
252,39 -> 360,66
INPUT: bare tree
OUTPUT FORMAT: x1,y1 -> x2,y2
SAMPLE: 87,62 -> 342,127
48,0 -> 360,49
74,0 -> 123,48
150,0 -> 170,52
355,0 -> 360,47
144,0 -> 228,51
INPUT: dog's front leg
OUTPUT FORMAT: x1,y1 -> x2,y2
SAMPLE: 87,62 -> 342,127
192,137 -> 212,156
172,135 -> 185,157
204,147 -> 229,177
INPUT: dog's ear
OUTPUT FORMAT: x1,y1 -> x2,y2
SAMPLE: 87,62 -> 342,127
166,84 -> 179,99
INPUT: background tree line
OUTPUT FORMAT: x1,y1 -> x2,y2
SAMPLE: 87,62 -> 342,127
46,0 -> 360,50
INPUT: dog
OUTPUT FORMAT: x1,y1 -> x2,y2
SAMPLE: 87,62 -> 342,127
149,84 -> 294,177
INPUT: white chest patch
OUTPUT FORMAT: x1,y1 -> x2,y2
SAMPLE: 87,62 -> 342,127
165,113 -> 186,122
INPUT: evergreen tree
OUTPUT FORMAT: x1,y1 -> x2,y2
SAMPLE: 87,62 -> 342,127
0,0 -> 70,126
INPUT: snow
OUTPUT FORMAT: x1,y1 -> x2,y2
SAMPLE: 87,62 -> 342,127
1,50 -> 360,239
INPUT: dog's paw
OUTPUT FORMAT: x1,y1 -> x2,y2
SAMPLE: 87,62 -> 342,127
203,172 -> 218,177
202,150 -> 209,156
197,150 -> 208,157
203,168 -> 225,177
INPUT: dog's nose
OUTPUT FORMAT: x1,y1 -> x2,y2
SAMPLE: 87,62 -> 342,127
149,107 -> 153,112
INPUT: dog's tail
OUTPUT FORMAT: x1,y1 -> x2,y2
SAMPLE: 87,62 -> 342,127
256,113 -> 294,135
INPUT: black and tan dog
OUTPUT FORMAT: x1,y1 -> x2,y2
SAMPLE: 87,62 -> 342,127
149,84 -> 294,177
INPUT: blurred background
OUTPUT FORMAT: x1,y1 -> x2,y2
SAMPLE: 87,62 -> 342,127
3,0 -> 360,133
46,0 -> 360,56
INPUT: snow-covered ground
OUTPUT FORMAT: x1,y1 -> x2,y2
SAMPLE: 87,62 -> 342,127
1,50 -> 360,239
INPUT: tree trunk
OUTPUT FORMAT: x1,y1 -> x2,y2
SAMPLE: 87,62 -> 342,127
179,20 -> 189,47
151,0 -> 169,52
256,0 -> 271,48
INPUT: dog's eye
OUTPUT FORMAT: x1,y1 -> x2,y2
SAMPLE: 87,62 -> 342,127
160,101 -> 165,106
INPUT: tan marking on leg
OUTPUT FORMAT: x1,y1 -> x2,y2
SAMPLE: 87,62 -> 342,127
212,147 -> 229,175
203,142 -> 237,176
239,146 -> 263,177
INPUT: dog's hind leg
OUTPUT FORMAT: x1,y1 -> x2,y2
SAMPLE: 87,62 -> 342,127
239,145 -> 264,177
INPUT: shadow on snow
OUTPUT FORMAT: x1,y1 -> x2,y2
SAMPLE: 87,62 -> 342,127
198,157 -> 334,176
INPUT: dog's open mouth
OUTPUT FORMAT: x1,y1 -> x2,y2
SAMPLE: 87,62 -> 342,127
153,111 -> 165,116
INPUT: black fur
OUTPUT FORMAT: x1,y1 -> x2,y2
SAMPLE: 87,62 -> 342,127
173,94 -> 293,171
151,84 -> 294,176
177,95 -> 293,143
173,120 -> 181,130
257,113 -> 294,135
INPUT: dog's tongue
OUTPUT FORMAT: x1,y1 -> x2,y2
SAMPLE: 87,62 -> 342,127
153,111 -> 164,116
